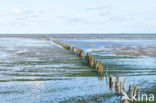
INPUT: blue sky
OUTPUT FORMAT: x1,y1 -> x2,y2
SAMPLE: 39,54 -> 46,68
0,0 -> 156,34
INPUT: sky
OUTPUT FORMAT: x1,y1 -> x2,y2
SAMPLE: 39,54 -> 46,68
0,0 -> 156,34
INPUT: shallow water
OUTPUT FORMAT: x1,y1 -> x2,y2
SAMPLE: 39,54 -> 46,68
0,35 -> 156,103
57,35 -> 156,102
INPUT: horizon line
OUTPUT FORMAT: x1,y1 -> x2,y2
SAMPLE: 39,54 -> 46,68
0,33 -> 156,35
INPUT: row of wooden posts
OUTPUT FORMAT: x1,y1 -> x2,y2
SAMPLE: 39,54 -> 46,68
86,53 -> 104,74
52,40 -> 104,74
53,40 -> 84,56
52,39 -> 138,103
108,74 -> 138,103
53,40 -> 75,52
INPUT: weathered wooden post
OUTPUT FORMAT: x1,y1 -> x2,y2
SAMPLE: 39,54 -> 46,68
109,74 -> 113,91
127,85 -> 131,97
134,85 -> 138,98
97,62 -> 104,74
90,56 -> 95,67
77,49 -> 80,56
123,78 -> 127,90
132,84 -> 135,96
115,76 -> 119,93
115,76 -> 119,87
106,66 -> 108,77
120,82 -> 123,102
131,84 -> 138,101
80,50 -> 84,57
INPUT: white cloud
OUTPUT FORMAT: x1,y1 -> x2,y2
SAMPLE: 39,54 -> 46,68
94,17 -> 112,25
9,8 -> 43,17
99,10 -> 109,16
0,8 -> 44,26
110,15 -> 134,22
86,5 -> 108,10
0,13 -> 6,18
33,11 -> 42,17
70,15 -> 88,22
9,8 -> 22,14
59,14 -> 88,22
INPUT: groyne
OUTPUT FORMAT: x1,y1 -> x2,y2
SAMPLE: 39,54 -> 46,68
52,39 -> 138,103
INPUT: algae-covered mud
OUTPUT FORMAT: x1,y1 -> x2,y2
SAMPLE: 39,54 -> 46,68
0,34 -> 156,103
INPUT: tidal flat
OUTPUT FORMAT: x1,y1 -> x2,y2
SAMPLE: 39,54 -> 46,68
0,34 -> 156,103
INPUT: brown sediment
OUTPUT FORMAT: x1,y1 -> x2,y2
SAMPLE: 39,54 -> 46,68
51,35 -> 156,40
1,34 -> 156,57
94,46 -> 156,57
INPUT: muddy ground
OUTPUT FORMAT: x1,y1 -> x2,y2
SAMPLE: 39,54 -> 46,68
0,34 -> 156,103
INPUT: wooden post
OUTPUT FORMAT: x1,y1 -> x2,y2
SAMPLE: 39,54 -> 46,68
106,66 -> 108,77
115,76 -> 119,87
120,82 -> 123,102
105,66 -> 108,85
97,62 -> 104,74
77,49 -> 80,56
109,74 -> 113,91
123,78 -> 126,90
115,76 -> 119,93
127,85 -> 131,97
90,57 -> 95,67
80,50 -> 84,57
132,84 -> 135,96
134,85 -> 138,98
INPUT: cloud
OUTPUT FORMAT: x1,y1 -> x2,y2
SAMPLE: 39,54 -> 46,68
59,15 -> 88,22
98,9 -> 134,23
109,15 -> 134,22
93,17 -> 112,25
9,8 -> 22,14
86,5 -> 108,10
0,13 -> 6,18
9,8 -> 43,17
99,10 -> 109,16
32,11 -> 42,17
70,15 -> 88,22
1,8 -> 44,25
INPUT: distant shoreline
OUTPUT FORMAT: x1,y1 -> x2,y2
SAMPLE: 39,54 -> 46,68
0,33 -> 156,35
0,33 -> 156,37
